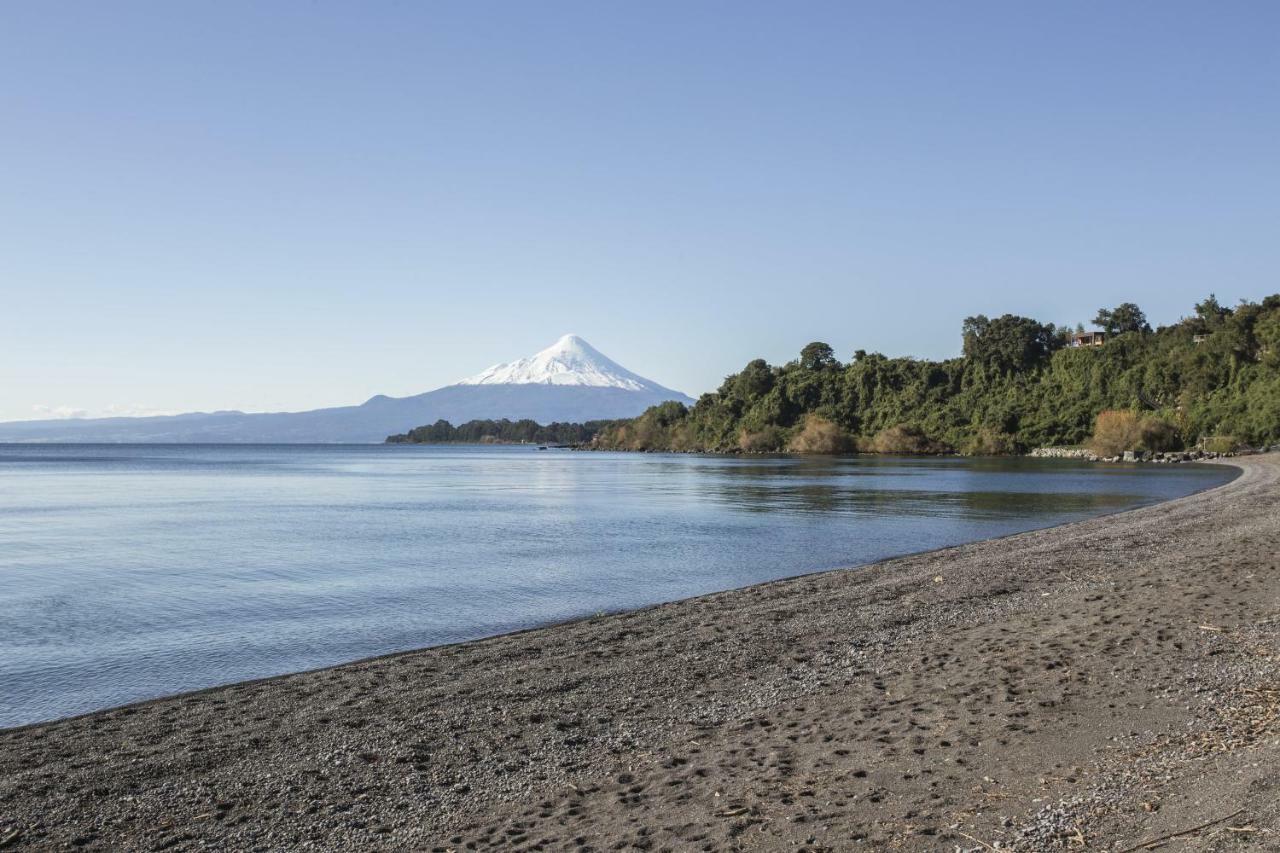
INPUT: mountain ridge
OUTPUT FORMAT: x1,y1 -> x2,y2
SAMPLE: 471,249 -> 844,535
0,336 -> 694,443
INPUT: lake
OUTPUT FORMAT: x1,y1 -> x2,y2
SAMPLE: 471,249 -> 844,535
0,444 -> 1233,727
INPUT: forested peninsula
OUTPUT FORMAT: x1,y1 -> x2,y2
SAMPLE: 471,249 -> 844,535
386,418 -> 609,446
592,294 -> 1280,455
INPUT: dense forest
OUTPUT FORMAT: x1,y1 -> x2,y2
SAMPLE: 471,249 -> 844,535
387,418 -> 610,446
592,293 -> 1280,455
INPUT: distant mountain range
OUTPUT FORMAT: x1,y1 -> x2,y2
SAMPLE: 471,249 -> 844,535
0,335 -> 695,443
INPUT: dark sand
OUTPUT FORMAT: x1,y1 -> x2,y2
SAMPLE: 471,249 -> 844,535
2,456 -> 1278,852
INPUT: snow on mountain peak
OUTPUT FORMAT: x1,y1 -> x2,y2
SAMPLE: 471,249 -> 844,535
455,335 -> 661,391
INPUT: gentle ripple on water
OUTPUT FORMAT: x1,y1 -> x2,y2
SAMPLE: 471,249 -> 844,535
0,443 -> 1232,727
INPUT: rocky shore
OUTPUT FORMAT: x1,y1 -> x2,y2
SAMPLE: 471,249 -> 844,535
1029,445 -> 1276,464
2,457 -> 1278,851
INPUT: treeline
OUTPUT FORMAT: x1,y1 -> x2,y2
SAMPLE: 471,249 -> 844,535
593,293 -> 1280,455
386,418 -> 611,445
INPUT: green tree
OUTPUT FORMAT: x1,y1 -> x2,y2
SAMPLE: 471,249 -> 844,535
1257,311 -> 1280,368
1093,303 -> 1151,335
591,293 -> 1280,454
799,341 -> 839,371
962,314 -> 1060,374
1194,293 -> 1231,329
731,358 -> 774,401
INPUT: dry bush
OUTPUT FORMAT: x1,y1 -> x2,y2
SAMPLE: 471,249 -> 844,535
592,424 -> 628,449
1090,410 -> 1181,456
867,424 -> 944,455
598,423 -> 647,451
964,426 -> 1017,456
1202,435 -> 1239,454
666,423 -> 699,452
1089,410 -> 1142,456
738,425 -> 785,453
786,415 -> 851,454
629,423 -> 663,450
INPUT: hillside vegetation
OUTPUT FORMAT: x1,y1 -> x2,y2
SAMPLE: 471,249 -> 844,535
387,418 -> 610,446
593,294 -> 1280,454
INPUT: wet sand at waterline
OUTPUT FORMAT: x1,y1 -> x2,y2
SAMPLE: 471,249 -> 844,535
2,456 -> 1278,851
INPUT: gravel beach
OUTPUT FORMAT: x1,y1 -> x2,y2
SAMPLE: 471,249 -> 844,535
2,456 -> 1277,852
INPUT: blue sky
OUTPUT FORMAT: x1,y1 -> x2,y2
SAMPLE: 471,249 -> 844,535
2,2 -> 1278,421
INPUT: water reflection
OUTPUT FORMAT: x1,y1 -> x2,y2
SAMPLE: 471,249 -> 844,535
652,454 -> 1180,519
0,444 -> 1231,727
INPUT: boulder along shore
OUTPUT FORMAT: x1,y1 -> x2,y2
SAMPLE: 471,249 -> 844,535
2,457 -> 1278,852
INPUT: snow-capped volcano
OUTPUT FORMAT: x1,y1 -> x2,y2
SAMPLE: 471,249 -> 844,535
0,334 -> 694,442
457,334 -> 662,392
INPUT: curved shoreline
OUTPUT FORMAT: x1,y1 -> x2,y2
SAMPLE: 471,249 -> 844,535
2,456 -> 1277,850
1,460 -> 1237,735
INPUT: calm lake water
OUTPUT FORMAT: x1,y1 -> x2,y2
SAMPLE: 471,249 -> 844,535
0,444 -> 1232,727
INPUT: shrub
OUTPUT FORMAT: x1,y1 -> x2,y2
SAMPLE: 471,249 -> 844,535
1202,435 -> 1239,454
963,426 -> 1017,456
1139,417 -> 1181,452
1089,410 -> 1142,457
786,415 -> 851,454
665,423 -> 700,452
738,425 -> 786,452
1089,410 -> 1181,456
866,424 -> 946,455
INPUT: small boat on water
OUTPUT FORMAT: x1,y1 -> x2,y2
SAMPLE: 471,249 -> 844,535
537,446 -> 548,450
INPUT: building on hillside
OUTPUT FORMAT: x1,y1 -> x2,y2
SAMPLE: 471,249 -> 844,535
1070,331 -> 1106,348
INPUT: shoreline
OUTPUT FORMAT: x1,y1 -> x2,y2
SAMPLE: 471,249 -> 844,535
574,443 -> 1265,467
0,460 -> 1236,735
2,456 -> 1277,850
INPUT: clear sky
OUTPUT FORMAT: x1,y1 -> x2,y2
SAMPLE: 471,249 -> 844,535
2,2 -> 1278,421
